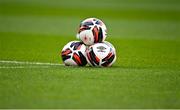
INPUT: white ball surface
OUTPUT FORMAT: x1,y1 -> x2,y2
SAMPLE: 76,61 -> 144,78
77,18 -> 107,45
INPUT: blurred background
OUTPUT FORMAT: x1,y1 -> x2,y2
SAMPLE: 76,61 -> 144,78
0,0 -> 179,39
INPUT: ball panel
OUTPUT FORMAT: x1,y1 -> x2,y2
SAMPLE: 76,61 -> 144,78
97,27 -> 103,42
64,59 -> 77,66
93,43 -> 110,59
79,30 -> 94,45
61,41 -> 87,66
72,52 -> 82,65
86,50 -> 96,66
70,41 -> 83,50
86,41 -> 116,67
61,48 -> 72,61
78,51 -> 88,66
101,52 -> 115,67
87,48 -> 100,66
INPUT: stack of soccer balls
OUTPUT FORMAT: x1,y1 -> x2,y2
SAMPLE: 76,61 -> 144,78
61,18 -> 116,67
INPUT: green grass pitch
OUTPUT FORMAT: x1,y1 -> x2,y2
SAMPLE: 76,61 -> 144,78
0,0 -> 180,108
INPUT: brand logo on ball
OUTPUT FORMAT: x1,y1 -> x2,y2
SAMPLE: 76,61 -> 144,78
97,46 -> 106,52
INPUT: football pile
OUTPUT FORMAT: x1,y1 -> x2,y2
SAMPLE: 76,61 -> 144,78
61,18 -> 116,67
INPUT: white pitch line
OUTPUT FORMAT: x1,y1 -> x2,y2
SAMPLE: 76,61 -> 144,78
0,60 -> 64,66
0,60 -> 64,69
0,66 -> 50,69
0,66 -> 25,69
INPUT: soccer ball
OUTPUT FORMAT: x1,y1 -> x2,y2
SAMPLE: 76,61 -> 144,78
86,41 -> 116,67
76,18 -> 107,45
61,41 -> 87,66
